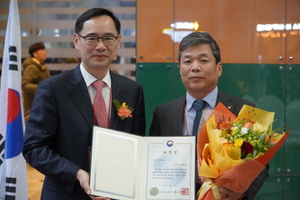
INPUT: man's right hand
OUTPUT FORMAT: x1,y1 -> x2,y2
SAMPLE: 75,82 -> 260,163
76,169 -> 111,200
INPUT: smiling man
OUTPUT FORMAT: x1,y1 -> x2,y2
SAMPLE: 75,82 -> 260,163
23,8 -> 145,200
149,32 -> 268,200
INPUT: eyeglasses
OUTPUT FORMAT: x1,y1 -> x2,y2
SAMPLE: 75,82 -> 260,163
77,34 -> 118,46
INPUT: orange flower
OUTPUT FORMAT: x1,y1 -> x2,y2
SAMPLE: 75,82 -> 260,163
118,106 -> 132,118
218,121 -> 233,129
265,134 -> 270,142
243,122 -> 253,128
218,121 -> 234,137
223,142 -> 234,147
113,100 -> 134,120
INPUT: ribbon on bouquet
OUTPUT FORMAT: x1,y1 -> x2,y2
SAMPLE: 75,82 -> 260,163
197,179 -> 221,200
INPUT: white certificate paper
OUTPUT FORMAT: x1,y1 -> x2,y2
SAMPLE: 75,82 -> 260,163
90,126 -> 195,200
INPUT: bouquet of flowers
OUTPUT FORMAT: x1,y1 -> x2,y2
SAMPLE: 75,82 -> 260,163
196,103 -> 289,200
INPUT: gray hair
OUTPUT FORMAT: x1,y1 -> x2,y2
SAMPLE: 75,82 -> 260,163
178,32 -> 221,64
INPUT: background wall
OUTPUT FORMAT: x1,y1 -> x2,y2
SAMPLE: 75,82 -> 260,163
136,0 -> 300,199
0,0 -> 136,78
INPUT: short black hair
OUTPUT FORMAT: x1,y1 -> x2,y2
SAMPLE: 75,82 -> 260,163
75,8 -> 121,35
178,32 -> 221,64
28,42 -> 45,57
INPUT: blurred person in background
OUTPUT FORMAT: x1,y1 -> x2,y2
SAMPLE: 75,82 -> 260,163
22,42 -> 50,121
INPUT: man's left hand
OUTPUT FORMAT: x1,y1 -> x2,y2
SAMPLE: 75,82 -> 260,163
218,186 -> 244,200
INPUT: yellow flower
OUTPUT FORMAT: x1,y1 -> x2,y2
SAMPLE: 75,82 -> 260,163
234,138 -> 244,148
231,127 -> 238,134
121,102 -> 127,107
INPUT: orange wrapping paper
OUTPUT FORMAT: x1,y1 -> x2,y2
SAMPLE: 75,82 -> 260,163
197,103 -> 289,200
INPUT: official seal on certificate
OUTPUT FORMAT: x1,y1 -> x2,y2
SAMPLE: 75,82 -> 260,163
149,187 -> 159,196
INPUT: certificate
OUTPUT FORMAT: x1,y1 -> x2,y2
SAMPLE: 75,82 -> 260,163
90,126 -> 195,200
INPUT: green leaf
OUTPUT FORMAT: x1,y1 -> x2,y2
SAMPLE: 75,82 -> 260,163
113,99 -> 121,109
258,133 -> 266,142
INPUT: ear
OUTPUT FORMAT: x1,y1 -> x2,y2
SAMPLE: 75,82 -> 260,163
217,62 -> 222,77
117,34 -> 121,50
179,65 -> 182,76
73,33 -> 79,49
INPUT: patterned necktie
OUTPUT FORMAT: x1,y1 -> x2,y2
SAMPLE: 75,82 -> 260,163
192,100 -> 205,136
91,81 -> 108,127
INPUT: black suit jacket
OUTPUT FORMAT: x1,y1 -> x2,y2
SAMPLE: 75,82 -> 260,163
23,66 -> 145,200
149,91 -> 268,200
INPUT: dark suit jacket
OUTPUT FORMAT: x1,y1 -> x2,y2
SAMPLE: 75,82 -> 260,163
149,91 -> 268,200
23,66 -> 145,200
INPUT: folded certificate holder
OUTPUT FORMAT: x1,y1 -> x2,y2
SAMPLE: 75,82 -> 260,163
90,126 -> 196,200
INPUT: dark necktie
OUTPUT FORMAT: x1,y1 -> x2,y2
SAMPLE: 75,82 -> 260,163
91,80 -> 108,127
192,100 -> 205,136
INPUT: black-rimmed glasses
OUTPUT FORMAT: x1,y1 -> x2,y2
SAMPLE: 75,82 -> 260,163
77,34 -> 118,46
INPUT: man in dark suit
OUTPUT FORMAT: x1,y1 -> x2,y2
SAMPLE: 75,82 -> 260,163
149,32 -> 268,200
23,8 -> 145,200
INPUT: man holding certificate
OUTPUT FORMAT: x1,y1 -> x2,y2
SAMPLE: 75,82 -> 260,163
149,32 -> 268,200
23,8 -> 145,200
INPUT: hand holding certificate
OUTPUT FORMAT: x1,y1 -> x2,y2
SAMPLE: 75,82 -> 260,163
90,126 -> 196,200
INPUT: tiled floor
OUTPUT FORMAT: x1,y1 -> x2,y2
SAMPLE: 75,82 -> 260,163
27,164 -> 44,200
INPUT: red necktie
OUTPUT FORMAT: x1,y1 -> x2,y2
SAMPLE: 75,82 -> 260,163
91,81 -> 108,127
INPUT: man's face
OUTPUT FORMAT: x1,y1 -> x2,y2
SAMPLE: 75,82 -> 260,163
73,15 -> 121,74
179,43 -> 222,99
34,49 -> 46,64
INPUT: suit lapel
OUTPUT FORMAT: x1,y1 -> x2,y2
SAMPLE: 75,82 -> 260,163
69,66 -> 94,130
216,91 -> 239,115
109,72 -> 127,129
171,96 -> 186,136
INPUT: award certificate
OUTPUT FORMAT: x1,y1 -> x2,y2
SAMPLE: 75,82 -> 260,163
90,126 -> 195,200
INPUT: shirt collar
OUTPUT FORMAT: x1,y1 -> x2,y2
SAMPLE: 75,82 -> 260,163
80,63 -> 111,89
186,87 -> 218,110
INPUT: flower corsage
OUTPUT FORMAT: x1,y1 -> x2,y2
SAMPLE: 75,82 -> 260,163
113,100 -> 134,120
